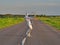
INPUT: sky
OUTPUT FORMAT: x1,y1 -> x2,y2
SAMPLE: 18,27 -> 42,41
0,0 -> 60,15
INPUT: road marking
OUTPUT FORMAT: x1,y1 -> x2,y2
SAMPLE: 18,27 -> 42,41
22,37 -> 26,45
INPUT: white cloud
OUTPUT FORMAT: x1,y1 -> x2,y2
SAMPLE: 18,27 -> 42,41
30,2 -> 60,6
0,2 -> 60,14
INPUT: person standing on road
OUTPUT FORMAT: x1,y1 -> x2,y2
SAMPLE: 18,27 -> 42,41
25,13 -> 33,37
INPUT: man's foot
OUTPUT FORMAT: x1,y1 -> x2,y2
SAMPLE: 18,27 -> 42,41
27,33 -> 31,37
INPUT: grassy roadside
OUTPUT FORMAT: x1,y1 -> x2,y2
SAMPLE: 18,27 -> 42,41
0,17 -> 24,29
38,16 -> 60,30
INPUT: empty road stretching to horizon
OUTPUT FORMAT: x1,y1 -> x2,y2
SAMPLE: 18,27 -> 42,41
0,19 -> 60,45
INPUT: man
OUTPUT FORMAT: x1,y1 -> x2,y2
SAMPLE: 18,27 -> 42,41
25,13 -> 33,37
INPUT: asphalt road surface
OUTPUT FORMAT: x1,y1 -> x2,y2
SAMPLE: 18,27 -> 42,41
0,19 -> 60,45
0,22 -> 28,45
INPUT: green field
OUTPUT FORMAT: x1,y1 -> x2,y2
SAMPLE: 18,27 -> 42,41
0,17 -> 24,29
39,16 -> 60,30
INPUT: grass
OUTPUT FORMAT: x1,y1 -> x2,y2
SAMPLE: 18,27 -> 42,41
38,16 -> 60,30
0,17 -> 24,29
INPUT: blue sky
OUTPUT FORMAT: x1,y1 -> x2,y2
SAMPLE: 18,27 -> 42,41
0,0 -> 60,15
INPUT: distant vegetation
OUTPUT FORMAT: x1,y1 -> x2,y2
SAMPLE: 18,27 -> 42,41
0,14 -> 60,30
38,16 -> 60,30
0,14 -> 24,29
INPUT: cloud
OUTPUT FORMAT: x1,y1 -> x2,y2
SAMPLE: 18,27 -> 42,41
0,2 -> 60,14
0,2 -> 60,9
30,2 -> 60,6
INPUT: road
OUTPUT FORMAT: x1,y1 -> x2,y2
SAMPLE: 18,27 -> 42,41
0,22 -> 28,45
0,19 -> 60,45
